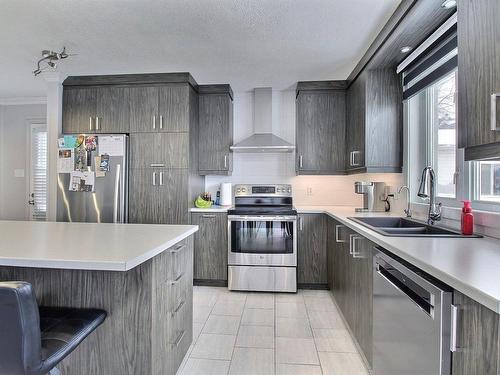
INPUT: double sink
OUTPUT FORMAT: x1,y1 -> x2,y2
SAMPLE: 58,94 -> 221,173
348,216 -> 482,238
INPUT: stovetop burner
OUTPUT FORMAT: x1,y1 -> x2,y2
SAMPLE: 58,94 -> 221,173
230,184 -> 296,216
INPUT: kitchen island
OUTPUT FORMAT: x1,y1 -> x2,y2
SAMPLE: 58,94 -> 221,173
0,220 -> 198,375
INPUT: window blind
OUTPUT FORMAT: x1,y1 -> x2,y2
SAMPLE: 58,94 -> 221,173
399,15 -> 457,100
31,127 -> 47,221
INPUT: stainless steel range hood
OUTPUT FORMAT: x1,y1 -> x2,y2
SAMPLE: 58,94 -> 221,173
230,88 -> 295,153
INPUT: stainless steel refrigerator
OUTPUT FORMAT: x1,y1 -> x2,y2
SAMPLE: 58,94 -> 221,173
56,134 -> 128,223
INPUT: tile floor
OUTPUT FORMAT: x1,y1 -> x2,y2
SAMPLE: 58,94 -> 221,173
177,287 -> 369,375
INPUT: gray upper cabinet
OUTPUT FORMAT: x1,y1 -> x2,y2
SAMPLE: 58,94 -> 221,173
346,69 -> 402,174
297,213 -> 328,286
198,85 -> 234,175
457,0 -> 500,160
296,82 -> 347,175
62,87 -> 97,134
158,85 -> 190,132
129,86 -> 159,132
129,84 -> 190,133
130,133 -> 189,169
62,86 -> 130,134
191,212 -> 228,282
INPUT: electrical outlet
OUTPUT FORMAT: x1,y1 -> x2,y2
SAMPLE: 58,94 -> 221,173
306,187 -> 313,196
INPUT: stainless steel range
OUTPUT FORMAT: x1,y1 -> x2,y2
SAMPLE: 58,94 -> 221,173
228,184 -> 297,293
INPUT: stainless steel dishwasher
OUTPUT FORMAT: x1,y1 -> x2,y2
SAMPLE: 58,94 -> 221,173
372,249 -> 452,375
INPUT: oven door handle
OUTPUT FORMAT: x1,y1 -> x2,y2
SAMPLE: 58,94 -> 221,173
228,215 -> 297,221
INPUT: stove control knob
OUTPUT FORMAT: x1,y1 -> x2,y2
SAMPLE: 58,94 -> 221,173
242,188 -> 246,192
287,188 -> 291,193
237,188 -> 241,193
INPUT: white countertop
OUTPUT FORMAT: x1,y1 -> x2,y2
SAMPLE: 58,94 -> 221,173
0,221 -> 198,271
297,206 -> 500,313
190,205 -> 231,212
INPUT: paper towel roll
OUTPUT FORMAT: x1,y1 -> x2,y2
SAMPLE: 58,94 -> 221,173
220,183 -> 232,206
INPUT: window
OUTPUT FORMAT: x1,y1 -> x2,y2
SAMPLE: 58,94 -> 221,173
406,70 -> 458,203
471,161 -> 500,203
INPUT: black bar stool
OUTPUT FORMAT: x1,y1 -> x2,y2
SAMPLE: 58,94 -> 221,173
0,281 -> 106,375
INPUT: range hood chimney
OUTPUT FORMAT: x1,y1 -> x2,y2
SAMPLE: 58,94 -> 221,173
230,87 -> 295,153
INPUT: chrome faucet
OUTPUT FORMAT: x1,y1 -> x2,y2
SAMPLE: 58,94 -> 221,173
398,185 -> 412,218
417,166 -> 442,225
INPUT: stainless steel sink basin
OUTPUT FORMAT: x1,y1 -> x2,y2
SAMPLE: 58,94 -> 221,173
347,217 -> 482,238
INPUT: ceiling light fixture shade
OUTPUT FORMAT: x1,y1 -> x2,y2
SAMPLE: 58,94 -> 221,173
33,46 -> 74,76
400,46 -> 413,54
441,0 -> 457,9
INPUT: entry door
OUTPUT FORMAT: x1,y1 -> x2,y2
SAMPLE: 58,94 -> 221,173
28,123 -> 48,221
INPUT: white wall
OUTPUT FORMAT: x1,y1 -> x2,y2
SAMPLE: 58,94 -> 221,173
0,104 -> 47,220
205,90 -> 406,211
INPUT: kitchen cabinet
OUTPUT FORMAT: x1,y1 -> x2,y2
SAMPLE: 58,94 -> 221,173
191,212 -> 228,284
297,213 -> 328,286
129,85 -> 189,133
129,168 -> 188,225
346,69 -> 402,173
328,222 -> 373,367
62,86 -> 130,134
457,0 -> 500,160
198,85 -> 234,175
452,291 -> 500,375
296,82 -> 347,175
130,133 -> 189,169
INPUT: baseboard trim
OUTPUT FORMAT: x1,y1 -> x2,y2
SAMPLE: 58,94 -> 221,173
298,283 -> 329,290
193,279 -> 228,287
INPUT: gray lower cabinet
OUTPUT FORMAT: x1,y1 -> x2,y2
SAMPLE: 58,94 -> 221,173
346,69 -> 402,173
297,213 -> 327,286
62,86 -> 130,133
198,86 -> 234,175
452,291 -> 500,375
130,133 -> 189,169
457,0 -> 500,160
129,168 -> 188,225
296,86 -> 346,175
191,212 -> 228,283
329,222 -> 373,368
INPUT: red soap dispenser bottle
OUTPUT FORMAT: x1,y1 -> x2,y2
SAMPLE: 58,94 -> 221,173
461,200 -> 474,235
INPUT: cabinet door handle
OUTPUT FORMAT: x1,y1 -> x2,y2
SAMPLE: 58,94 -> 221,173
299,155 -> 303,168
170,273 -> 184,286
170,244 -> 186,254
173,330 -> 186,347
451,304 -> 461,352
152,172 -> 157,186
152,115 -> 156,130
351,151 -> 361,167
492,93 -> 500,131
299,216 -> 304,231
224,155 -> 228,169
159,171 -> 164,186
159,115 -> 163,129
173,300 -> 185,314
95,116 -> 100,131
150,163 -> 165,168
89,117 -> 93,131
335,225 -> 347,243
349,234 -> 363,258
202,214 -> 216,218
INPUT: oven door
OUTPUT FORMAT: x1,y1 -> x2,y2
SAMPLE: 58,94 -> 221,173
228,215 -> 297,266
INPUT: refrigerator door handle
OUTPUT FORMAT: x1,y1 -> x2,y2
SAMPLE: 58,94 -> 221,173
113,164 -> 121,223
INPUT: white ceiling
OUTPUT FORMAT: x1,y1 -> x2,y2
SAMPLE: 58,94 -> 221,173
0,0 -> 400,98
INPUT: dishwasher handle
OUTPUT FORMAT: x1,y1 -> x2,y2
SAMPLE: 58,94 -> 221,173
376,261 -> 434,317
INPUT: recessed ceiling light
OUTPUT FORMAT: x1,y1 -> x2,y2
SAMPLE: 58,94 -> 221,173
400,46 -> 412,54
441,0 -> 457,9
